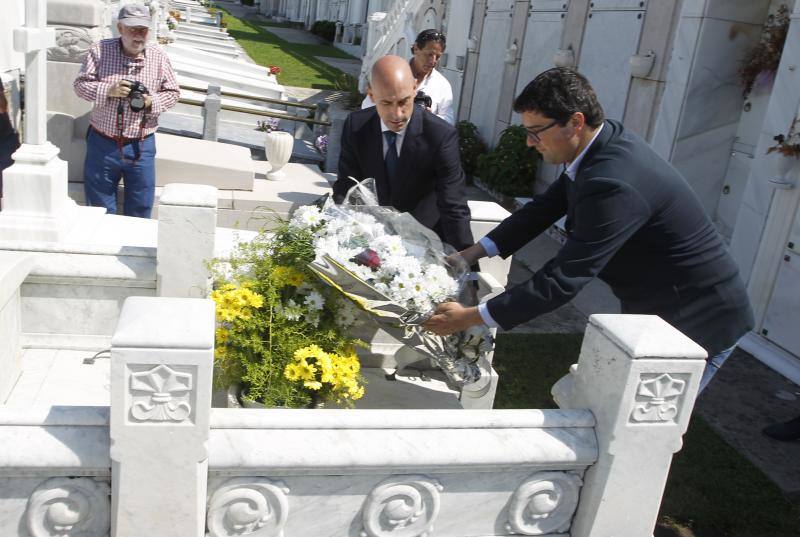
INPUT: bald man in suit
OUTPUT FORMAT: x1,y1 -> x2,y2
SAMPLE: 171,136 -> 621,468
332,55 -> 473,252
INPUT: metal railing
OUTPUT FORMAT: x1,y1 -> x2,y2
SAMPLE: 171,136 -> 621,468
177,85 -> 331,142
180,84 -> 319,111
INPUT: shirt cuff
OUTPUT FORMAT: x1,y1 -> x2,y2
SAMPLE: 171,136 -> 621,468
479,237 -> 500,257
477,302 -> 500,328
94,82 -> 112,105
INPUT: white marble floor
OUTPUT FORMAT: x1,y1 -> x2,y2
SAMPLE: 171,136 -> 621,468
4,348 -> 111,407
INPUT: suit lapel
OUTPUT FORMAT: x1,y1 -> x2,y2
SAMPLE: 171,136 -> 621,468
363,111 -> 391,203
392,107 -> 422,197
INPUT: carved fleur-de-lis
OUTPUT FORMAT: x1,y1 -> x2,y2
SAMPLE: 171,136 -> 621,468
631,373 -> 686,423
130,365 -> 193,422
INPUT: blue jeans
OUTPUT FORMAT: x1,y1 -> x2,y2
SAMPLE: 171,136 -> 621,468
83,128 -> 156,218
698,345 -> 736,393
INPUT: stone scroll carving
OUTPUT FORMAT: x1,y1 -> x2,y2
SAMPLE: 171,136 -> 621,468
128,364 -> 194,423
360,475 -> 443,537
25,477 -> 110,537
206,478 -> 290,537
630,373 -> 688,423
48,26 -> 104,63
505,471 -> 582,535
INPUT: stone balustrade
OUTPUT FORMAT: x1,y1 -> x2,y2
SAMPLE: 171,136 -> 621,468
358,0 -> 425,92
0,293 -> 706,536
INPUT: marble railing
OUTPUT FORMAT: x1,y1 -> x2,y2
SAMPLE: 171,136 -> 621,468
0,291 -> 707,536
358,0 -> 424,92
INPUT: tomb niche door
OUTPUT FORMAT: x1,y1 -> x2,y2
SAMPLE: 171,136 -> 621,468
512,0 -> 570,190
469,0 -> 515,146
761,202 -> 800,360
577,0 -> 646,123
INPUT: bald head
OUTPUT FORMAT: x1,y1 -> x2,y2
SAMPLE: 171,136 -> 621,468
371,55 -> 414,88
368,55 -> 418,132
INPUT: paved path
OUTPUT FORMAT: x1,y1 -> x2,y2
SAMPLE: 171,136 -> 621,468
314,56 -> 362,78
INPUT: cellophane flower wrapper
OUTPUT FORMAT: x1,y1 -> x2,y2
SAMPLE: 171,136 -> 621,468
291,179 -> 494,388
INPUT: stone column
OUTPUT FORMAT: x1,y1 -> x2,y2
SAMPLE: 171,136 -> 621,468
156,183 -> 218,298
110,296 -> 215,537
552,314 -> 706,537
202,85 -> 222,141
0,0 -> 104,241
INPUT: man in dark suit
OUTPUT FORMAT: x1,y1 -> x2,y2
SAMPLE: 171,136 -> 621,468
333,55 -> 473,252
424,68 -> 754,391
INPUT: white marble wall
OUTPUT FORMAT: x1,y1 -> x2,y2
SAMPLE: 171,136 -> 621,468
651,0 -> 772,219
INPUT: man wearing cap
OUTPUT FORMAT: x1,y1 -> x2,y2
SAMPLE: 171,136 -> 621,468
74,4 -> 179,218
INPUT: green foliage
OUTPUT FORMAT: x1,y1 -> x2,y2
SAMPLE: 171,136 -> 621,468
311,20 -> 337,42
455,121 -> 487,181
476,125 -> 540,198
210,220 -> 365,408
334,73 -> 364,110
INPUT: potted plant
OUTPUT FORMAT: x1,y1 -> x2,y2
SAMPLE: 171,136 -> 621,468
767,116 -> 800,188
739,5 -> 790,97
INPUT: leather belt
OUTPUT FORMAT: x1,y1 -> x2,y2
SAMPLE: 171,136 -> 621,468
89,125 -> 150,144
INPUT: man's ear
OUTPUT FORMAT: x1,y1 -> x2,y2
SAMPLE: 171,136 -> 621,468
571,112 -> 586,131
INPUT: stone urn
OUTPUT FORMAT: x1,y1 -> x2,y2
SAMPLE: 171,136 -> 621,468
265,130 -> 293,180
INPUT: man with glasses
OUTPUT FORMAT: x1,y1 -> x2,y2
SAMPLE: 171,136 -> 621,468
74,4 -> 179,218
362,29 -> 454,124
424,68 -> 754,392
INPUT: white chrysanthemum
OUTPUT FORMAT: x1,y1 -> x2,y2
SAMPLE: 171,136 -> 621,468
335,298 -> 361,328
303,290 -> 325,311
373,235 -> 406,257
275,299 -> 302,321
290,205 -> 324,230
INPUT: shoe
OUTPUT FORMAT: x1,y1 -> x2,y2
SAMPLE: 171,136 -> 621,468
762,415 -> 800,441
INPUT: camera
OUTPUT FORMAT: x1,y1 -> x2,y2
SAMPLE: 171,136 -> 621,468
123,79 -> 149,112
414,90 -> 432,109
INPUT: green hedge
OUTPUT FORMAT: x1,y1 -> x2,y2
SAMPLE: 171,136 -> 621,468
311,20 -> 336,42
456,121 -> 487,182
476,125 -> 540,198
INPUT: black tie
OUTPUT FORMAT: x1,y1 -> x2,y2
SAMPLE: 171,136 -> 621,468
384,130 -> 399,184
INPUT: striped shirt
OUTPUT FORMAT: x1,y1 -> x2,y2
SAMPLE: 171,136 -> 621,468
74,38 -> 179,139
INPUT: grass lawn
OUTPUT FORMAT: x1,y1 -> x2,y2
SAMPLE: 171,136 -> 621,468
218,8 -> 357,89
493,332 -> 800,537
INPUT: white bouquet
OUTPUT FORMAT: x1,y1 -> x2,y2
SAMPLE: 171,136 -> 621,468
289,180 -> 493,388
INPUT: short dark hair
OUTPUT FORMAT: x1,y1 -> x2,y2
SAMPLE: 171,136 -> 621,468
513,68 -> 604,127
414,29 -> 446,50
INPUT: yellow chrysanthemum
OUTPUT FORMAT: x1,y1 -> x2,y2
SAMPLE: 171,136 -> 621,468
272,265 -> 306,288
284,363 -> 303,382
304,380 -> 323,391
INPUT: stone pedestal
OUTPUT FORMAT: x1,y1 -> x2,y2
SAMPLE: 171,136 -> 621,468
110,296 -> 215,537
553,314 -> 707,537
156,183 -> 218,298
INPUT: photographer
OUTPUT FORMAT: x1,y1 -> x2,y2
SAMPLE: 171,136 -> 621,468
362,29 -> 454,125
73,4 -> 179,218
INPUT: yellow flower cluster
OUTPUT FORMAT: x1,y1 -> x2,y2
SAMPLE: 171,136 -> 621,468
284,344 -> 364,401
271,265 -> 306,288
211,283 -> 265,323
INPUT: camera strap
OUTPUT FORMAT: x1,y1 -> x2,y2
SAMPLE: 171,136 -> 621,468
116,100 -> 147,164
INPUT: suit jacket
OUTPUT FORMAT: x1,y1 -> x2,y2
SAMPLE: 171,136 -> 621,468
486,119 -> 754,356
333,105 -> 474,251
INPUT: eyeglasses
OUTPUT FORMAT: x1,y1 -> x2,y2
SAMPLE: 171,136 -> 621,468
524,120 -> 559,143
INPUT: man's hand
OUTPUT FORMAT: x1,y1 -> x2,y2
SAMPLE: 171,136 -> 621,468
423,301 -> 485,336
455,243 -> 488,267
108,79 -> 132,98
144,95 -> 153,109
